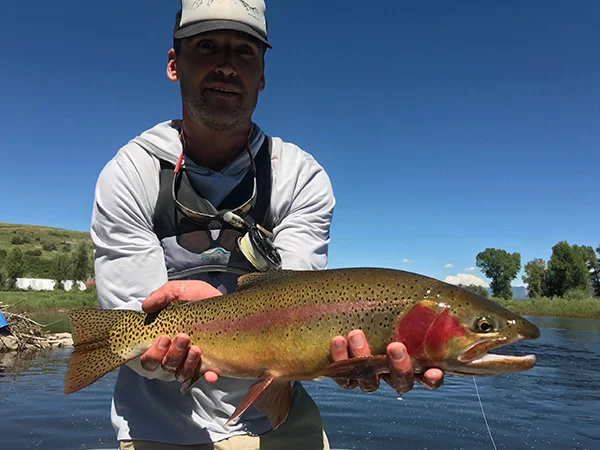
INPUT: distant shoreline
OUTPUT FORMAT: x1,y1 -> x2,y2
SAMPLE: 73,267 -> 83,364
492,297 -> 600,320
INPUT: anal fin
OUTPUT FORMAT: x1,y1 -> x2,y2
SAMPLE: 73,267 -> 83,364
225,375 -> 292,430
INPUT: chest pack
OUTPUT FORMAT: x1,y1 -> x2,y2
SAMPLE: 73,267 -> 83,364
152,136 -> 274,293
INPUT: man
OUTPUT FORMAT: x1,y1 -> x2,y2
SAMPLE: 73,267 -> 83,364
91,1 -> 443,449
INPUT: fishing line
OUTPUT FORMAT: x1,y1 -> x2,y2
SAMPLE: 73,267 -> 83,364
473,377 -> 498,450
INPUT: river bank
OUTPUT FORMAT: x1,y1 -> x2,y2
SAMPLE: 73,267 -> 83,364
493,296 -> 600,319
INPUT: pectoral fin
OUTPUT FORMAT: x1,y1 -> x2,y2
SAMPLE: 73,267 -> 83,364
225,375 -> 292,430
324,355 -> 390,380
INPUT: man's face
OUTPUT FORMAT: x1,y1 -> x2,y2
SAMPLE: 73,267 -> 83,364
173,30 -> 266,131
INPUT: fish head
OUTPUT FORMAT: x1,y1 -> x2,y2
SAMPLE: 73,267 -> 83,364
393,286 -> 540,376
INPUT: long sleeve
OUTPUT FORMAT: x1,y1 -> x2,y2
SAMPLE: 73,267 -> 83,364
269,141 -> 335,270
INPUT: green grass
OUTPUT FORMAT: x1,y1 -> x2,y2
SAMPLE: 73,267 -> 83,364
0,222 -> 92,278
0,289 -> 98,312
493,296 -> 600,319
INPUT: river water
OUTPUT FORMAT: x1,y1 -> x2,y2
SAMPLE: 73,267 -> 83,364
1,316 -> 599,450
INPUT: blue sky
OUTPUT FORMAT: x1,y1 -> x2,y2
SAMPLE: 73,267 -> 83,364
0,1 -> 598,287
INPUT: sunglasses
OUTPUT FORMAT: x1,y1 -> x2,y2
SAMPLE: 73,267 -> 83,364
172,145 -> 257,226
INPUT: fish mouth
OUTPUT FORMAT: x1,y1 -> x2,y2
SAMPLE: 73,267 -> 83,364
455,337 -> 537,376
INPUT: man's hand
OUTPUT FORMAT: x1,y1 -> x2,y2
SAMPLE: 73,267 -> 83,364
139,281 -> 222,385
330,330 -> 444,395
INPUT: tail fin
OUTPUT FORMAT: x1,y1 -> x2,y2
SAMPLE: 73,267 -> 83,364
64,308 -> 141,395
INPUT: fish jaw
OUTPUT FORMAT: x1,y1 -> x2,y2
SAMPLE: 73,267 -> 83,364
446,333 -> 537,376
451,312 -> 540,375
453,352 -> 537,376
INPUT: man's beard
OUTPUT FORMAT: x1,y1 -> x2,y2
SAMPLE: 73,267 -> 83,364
180,72 -> 258,131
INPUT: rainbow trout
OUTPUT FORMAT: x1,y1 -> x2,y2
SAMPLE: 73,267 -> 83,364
64,268 -> 540,429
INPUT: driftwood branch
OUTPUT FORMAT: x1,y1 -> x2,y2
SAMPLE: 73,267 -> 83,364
0,303 -> 71,352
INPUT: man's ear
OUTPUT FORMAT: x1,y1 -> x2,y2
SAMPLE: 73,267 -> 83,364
167,49 -> 179,82
259,73 -> 266,91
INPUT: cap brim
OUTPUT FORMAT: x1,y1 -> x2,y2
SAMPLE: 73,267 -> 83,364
174,19 -> 272,48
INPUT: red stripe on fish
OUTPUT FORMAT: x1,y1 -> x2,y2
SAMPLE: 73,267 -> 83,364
193,301 -> 387,334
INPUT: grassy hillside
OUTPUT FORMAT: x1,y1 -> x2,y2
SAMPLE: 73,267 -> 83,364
0,222 -> 91,279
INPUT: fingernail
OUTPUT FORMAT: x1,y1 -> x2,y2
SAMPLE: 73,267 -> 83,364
349,334 -> 364,349
175,337 -> 187,350
158,337 -> 170,350
333,340 -> 345,351
186,351 -> 198,362
390,346 -> 405,360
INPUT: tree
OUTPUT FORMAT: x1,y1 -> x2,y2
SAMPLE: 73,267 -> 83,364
594,245 -> 600,297
458,284 -> 489,298
5,247 -> 25,289
476,248 -> 521,299
545,241 -> 589,297
52,253 -> 71,291
522,258 -> 547,299
577,244 -> 600,297
71,241 -> 91,282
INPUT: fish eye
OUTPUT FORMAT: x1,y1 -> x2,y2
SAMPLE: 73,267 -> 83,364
476,317 -> 495,333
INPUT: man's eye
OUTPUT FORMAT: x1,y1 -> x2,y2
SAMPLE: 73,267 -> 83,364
197,40 -> 214,49
238,45 -> 255,56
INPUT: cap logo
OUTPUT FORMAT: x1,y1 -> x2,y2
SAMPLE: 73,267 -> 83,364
190,0 -> 260,20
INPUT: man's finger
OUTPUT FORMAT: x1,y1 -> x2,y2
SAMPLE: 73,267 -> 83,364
346,330 -> 381,392
330,336 -> 349,361
329,336 -> 358,389
357,377 -> 380,393
347,330 -> 370,358
143,284 -> 176,314
416,368 -> 444,390
140,335 -> 171,371
161,334 -> 190,374
203,371 -> 219,384
175,345 -> 201,383
384,343 -> 415,395
333,377 -> 359,390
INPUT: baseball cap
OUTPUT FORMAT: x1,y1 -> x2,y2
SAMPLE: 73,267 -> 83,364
174,0 -> 272,48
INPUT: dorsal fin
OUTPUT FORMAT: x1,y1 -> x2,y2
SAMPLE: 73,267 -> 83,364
236,270 -> 292,292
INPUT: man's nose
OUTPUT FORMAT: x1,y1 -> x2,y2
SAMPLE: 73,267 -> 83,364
215,51 -> 237,78
216,63 -> 237,78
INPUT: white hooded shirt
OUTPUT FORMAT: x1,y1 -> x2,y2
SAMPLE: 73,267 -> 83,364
90,120 -> 335,444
